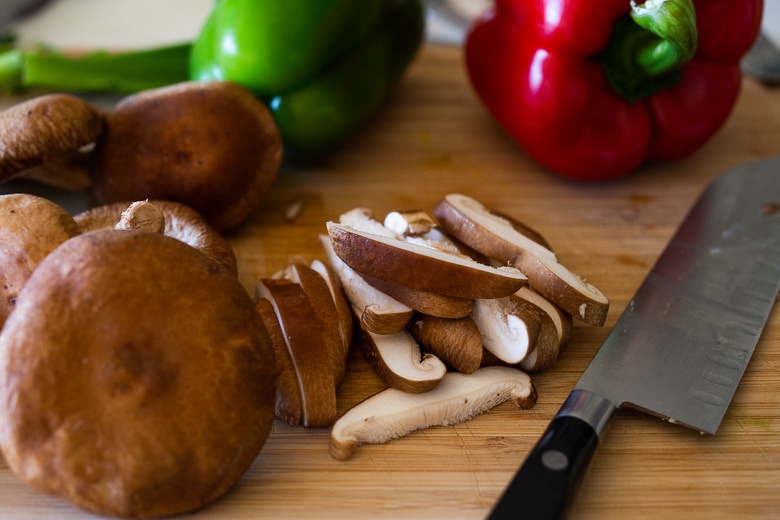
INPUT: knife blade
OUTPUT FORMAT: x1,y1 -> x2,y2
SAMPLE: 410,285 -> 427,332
487,157 -> 780,520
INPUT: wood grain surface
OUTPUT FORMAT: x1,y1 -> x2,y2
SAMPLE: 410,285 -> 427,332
1,44 -> 779,520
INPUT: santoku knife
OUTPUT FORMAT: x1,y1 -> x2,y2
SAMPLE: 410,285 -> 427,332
488,157 -> 780,519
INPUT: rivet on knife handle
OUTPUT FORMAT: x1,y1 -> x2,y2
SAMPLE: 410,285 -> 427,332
487,391 -> 616,520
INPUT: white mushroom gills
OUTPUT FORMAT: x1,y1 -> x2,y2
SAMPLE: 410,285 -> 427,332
329,366 -> 537,460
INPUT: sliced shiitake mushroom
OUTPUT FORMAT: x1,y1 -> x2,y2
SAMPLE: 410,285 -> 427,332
319,234 -> 413,334
285,261 -> 349,388
407,313 -> 483,374
359,325 -> 447,394
515,287 -> 573,372
359,272 -> 473,319
433,193 -> 609,326
327,222 -> 527,300
257,278 -> 337,427
330,366 -> 537,460
255,297 -> 303,426
471,296 -> 542,365
309,258 -> 353,357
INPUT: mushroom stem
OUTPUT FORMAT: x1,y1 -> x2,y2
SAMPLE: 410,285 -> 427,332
115,201 -> 166,234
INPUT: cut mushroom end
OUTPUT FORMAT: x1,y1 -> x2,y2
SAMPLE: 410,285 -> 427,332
383,210 -> 437,236
74,200 -> 238,276
115,200 -> 166,234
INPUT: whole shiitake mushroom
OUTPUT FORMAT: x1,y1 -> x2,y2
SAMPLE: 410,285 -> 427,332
90,81 -> 283,231
0,193 -> 82,327
0,229 -> 276,518
0,93 -> 104,191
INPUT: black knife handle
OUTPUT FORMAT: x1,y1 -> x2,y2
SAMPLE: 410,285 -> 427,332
487,390 -> 617,520
487,415 -> 598,520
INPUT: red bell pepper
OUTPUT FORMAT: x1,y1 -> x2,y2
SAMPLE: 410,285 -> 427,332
465,0 -> 763,180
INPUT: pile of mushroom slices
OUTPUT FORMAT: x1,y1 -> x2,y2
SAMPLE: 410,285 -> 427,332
256,193 -> 609,460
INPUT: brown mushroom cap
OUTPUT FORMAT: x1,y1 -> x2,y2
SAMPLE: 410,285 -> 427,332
90,81 -> 283,231
0,193 -> 82,326
74,199 -> 238,275
0,94 -> 104,184
0,229 -> 276,519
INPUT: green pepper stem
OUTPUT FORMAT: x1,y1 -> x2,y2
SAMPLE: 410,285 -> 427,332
630,0 -> 697,73
0,43 -> 192,94
601,0 -> 697,103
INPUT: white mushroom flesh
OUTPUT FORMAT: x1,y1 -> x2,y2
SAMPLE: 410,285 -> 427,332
319,234 -> 413,334
472,297 -> 536,364
330,366 -> 536,460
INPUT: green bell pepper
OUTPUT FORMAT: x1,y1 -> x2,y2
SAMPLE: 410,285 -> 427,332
190,0 -> 425,157
0,0 -> 424,157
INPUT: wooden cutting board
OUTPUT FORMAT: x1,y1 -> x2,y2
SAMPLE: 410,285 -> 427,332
1,44 -> 779,520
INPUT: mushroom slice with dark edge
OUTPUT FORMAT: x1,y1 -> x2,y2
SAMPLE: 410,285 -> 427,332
515,287 -> 573,372
257,278 -> 337,427
255,297 -> 303,426
90,81 -> 283,232
285,261 -> 350,388
471,296 -> 542,365
329,366 -> 537,460
339,207 -> 396,238
319,234 -> 413,335
359,323 -> 447,394
407,313 -> 483,374
74,199 -> 238,275
326,222 -> 527,300
0,229 -> 275,519
0,193 -> 82,327
359,271 -> 473,319
433,193 -> 609,326
0,94 -> 104,190
309,258 -> 353,358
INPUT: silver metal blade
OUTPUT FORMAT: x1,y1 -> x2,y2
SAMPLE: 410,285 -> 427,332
575,157 -> 780,434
